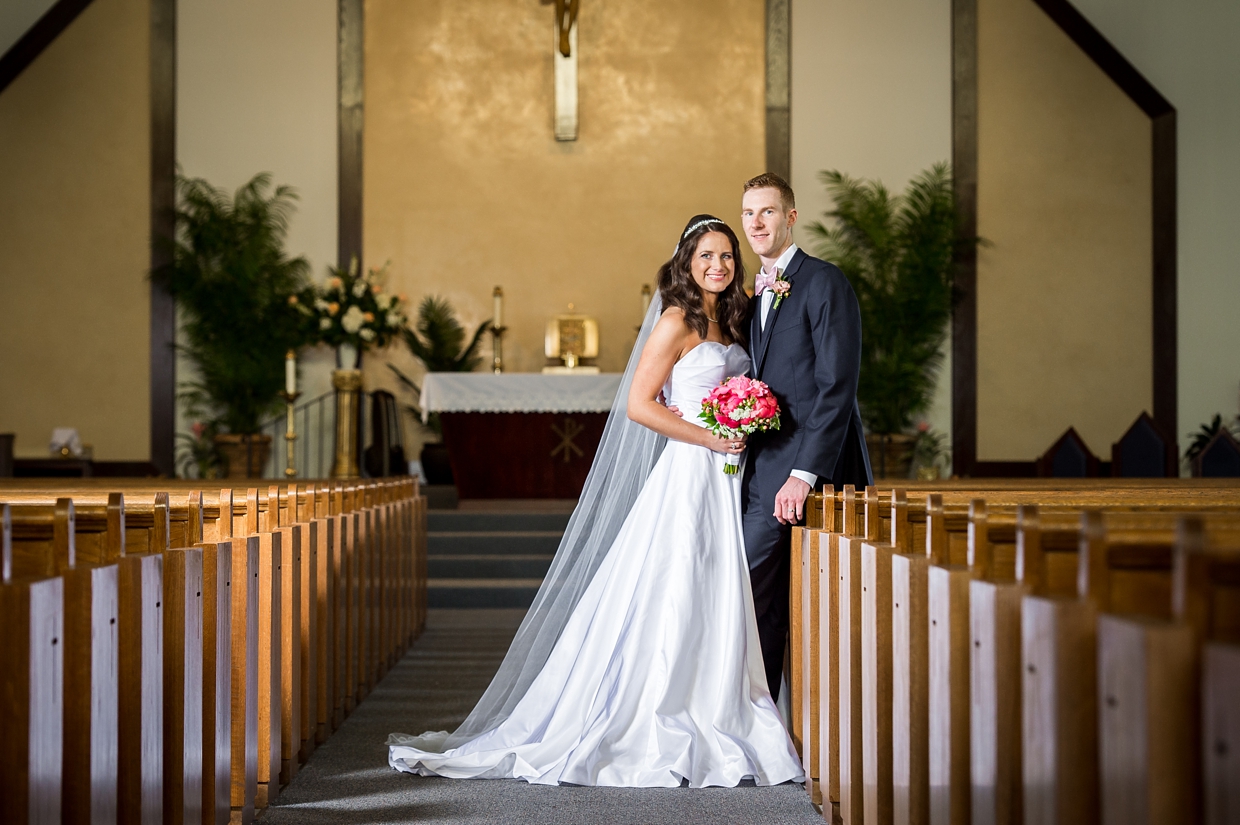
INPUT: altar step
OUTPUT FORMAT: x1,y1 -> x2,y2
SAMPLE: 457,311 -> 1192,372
427,509 -> 570,608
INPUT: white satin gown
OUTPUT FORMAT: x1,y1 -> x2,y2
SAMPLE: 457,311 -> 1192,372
389,342 -> 804,788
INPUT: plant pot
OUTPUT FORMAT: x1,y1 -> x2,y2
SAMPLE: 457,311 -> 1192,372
865,432 -> 917,480
214,433 -> 273,479
420,442 -> 455,485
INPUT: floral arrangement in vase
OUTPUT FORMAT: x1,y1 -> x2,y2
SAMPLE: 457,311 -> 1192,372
296,257 -> 408,367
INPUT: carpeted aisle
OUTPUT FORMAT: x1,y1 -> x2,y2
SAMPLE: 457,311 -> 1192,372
261,609 -> 823,825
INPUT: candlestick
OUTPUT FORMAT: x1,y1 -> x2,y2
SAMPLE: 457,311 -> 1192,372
490,325 -> 507,374
285,349 -> 297,395
279,389 -> 301,477
493,286 -> 504,329
640,283 -> 652,316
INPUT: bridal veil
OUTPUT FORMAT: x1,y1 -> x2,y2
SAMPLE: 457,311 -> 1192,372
391,294 -> 668,751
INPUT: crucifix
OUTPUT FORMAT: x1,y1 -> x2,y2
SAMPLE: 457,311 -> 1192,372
543,0 -> 580,141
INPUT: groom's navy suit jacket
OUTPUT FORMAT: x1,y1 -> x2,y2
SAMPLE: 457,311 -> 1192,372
744,248 -> 872,513
741,247 -> 872,699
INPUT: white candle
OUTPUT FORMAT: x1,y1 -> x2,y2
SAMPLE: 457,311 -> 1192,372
493,286 -> 504,329
285,350 -> 297,395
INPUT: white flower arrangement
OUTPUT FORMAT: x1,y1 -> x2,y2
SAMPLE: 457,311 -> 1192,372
299,257 -> 408,351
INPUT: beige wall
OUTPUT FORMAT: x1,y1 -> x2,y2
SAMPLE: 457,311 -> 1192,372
976,0 -> 1152,461
0,0 -> 151,460
790,0 -> 955,447
1072,0 -> 1240,448
176,0 -> 340,439
362,0 -> 766,397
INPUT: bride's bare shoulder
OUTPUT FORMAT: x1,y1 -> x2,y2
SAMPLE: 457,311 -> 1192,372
638,307 -> 694,360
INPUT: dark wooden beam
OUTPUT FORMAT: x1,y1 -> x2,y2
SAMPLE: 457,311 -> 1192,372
1030,0 -> 1173,118
149,0 -> 176,476
0,0 -> 95,94
338,0 -> 364,270
1151,110 -> 1177,444
1032,0 -> 1178,447
764,0 -> 790,180
951,0 -> 979,477
952,0 -> 1177,474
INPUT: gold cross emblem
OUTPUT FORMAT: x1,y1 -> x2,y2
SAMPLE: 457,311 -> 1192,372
550,417 -> 585,463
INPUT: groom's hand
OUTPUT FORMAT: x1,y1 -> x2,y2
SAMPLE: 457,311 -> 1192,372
773,476 -> 811,525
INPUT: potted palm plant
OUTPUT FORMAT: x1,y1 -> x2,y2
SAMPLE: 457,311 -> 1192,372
389,296 -> 491,484
153,173 -> 311,478
808,163 -> 961,478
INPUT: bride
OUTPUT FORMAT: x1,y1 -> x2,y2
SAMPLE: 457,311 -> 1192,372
388,215 -> 804,788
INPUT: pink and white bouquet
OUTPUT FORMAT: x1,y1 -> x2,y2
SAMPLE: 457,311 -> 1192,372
698,376 -> 782,474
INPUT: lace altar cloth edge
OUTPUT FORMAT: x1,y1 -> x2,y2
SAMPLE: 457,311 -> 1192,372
419,373 -> 623,421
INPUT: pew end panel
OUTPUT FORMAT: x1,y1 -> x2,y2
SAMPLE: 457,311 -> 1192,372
1097,614 -> 1199,825
0,573 -> 64,825
891,550 -> 929,825
200,540 -> 234,825
1021,594 -> 1098,825
230,535 -> 260,824
1203,641 -> 1240,825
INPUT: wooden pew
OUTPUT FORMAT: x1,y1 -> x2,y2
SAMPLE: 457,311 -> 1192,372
839,485 -> 876,824
1014,508 -> 1240,825
816,484 -> 1240,825
235,488 -> 283,807
1091,515 -> 1240,825
1179,519 -> 1240,825
5,498 -> 121,825
200,488 -> 260,825
188,490 -> 236,825
0,477 -> 426,823
3,488 -> 238,824
301,484 -> 335,746
279,485 -> 316,766
0,503 -> 65,824
0,490 -> 168,825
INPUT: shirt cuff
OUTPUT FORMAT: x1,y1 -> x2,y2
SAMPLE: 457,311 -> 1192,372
790,469 -> 817,488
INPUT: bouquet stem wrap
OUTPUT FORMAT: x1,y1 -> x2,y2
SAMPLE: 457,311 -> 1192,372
698,376 -> 782,475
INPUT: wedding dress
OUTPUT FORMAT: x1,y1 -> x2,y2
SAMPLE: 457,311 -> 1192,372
389,341 -> 804,788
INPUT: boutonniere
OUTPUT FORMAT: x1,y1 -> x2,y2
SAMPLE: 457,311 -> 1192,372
770,272 -> 791,309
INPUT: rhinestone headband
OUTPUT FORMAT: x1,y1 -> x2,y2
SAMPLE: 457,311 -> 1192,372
681,218 -> 725,239
674,218 -> 726,255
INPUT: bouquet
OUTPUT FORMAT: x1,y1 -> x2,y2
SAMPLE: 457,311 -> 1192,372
294,257 -> 408,351
698,376 -> 781,474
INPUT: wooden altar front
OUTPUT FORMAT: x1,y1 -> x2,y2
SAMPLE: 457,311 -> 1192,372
421,373 -> 622,499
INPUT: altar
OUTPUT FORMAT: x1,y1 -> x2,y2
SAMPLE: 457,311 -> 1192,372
420,373 -> 623,499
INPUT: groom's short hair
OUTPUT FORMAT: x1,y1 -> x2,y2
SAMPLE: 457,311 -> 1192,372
743,173 -> 796,211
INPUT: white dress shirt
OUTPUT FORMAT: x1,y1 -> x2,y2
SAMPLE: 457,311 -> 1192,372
759,242 -> 799,331
757,243 -> 817,490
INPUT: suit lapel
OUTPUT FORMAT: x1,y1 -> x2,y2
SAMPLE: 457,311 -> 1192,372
753,249 -> 807,377
748,297 -> 761,368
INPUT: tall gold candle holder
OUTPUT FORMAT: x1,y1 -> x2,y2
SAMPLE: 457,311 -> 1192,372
278,390 -> 301,477
490,326 -> 507,374
331,369 -> 363,478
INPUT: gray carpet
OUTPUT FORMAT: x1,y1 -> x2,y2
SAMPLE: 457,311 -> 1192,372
261,609 -> 823,824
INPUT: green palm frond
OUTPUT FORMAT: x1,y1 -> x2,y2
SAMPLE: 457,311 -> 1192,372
151,172 -> 311,434
808,162 -> 967,435
401,296 -> 491,372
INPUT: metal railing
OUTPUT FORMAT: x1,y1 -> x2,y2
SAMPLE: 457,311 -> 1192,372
257,390 -> 373,479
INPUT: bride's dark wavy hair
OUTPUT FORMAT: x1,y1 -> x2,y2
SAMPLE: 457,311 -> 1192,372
657,214 -> 749,347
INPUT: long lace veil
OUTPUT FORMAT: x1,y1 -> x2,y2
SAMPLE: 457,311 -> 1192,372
391,293 -> 668,751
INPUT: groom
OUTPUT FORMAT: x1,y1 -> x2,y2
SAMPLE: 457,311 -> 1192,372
740,172 -> 872,701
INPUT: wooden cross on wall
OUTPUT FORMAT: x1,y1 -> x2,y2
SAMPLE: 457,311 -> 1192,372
542,0 -> 579,141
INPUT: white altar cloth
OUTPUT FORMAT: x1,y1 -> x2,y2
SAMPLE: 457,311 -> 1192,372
419,373 -> 623,422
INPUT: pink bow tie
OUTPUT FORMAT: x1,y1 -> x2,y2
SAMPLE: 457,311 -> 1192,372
755,267 -> 781,295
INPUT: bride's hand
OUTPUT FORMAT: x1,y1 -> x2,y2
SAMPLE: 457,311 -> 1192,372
705,433 -> 747,455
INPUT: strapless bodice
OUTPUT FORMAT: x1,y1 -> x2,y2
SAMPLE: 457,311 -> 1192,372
663,342 -> 752,426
